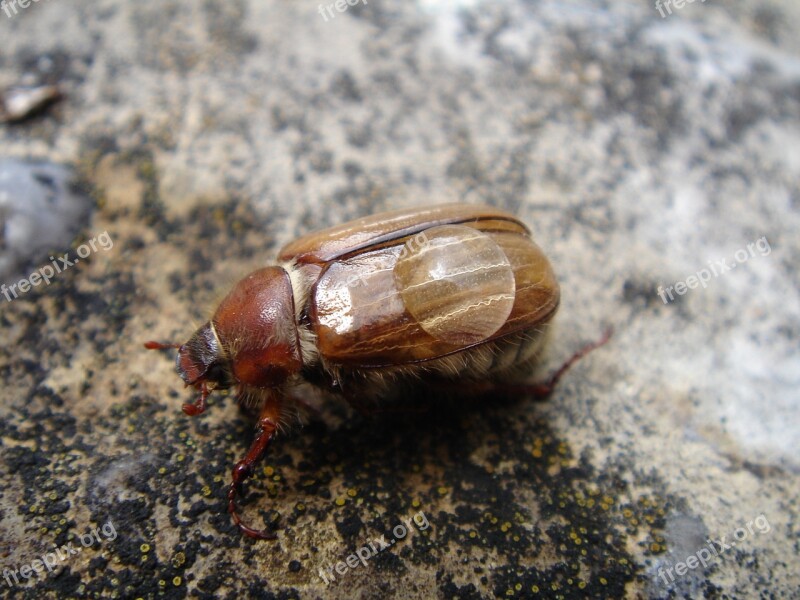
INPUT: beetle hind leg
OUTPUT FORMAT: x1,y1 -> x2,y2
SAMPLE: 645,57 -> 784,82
227,398 -> 283,540
497,326 -> 613,398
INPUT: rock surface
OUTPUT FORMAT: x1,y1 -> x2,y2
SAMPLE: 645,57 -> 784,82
0,1 -> 798,598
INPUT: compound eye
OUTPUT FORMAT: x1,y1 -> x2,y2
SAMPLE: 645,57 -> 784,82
393,225 -> 516,346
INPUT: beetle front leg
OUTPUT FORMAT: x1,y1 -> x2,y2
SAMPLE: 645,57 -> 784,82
227,398 -> 283,540
182,382 -> 210,416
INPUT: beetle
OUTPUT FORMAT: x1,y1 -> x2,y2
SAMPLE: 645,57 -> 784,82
145,203 -> 611,539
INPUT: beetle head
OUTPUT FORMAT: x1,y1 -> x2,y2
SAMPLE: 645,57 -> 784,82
145,326 -> 230,416
145,266 -> 302,415
176,322 -> 233,390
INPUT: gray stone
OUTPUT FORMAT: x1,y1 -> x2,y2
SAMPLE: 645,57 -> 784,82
0,0 -> 797,598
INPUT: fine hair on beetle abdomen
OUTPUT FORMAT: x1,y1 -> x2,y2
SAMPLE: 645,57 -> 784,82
320,322 -> 553,401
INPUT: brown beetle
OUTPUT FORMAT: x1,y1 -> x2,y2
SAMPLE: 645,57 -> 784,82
146,204 -> 610,539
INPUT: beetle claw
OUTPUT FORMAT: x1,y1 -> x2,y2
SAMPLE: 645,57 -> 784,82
227,480 -> 277,540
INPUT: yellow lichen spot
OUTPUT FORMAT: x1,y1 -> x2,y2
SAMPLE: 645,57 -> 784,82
295,503 -> 305,512
335,497 -> 346,506
603,496 -> 614,505
179,432 -> 187,439
619,558 -> 628,565
580,549 -> 587,556
213,475 -> 223,483
176,454 -> 185,462
141,555 -> 148,563
578,581 -> 586,589
201,485 -> 212,497
650,542 -> 660,552
140,543 -> 150,553
158,580 -> 166,588
622,508 -> 633,518
59,518 -> 66,526
515,583 -> 522,591
158,467 -> 167,475
531,585 -> 539,593
532,448 -> 542,458
513,535 -> 520,542
569,531 -> 577,540
263,466 -> 274,476
172,552 -> 186,568
600,503 -> 609,511
586,498 -> 595,508
630,518 -> 639,526
347,488 -> 357,497
173,576 -> 182,586
437,486 -> 448,496
505,589 -> 514,596
29,505 -> 37,513
412,499 -> 421,508
501,522 -> 511,532
491,517 -> 498,525
600,577 -> 607,585
272,475 -> 281,482
551,582 -> 559,591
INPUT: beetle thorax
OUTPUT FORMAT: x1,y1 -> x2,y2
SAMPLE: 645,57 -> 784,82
211,266 -> 303,389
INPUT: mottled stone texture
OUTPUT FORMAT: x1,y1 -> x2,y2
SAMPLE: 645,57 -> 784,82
0,1 -> 798,599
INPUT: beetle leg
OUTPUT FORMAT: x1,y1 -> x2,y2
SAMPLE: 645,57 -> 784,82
227,399 -> 282,540
495,326 -> 614,398
533,326 -> 613,395
182,382 -> 210,416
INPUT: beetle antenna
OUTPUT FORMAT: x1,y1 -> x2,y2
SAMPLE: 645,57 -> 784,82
227,406 -> 281,540
144,341 -> 181,350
